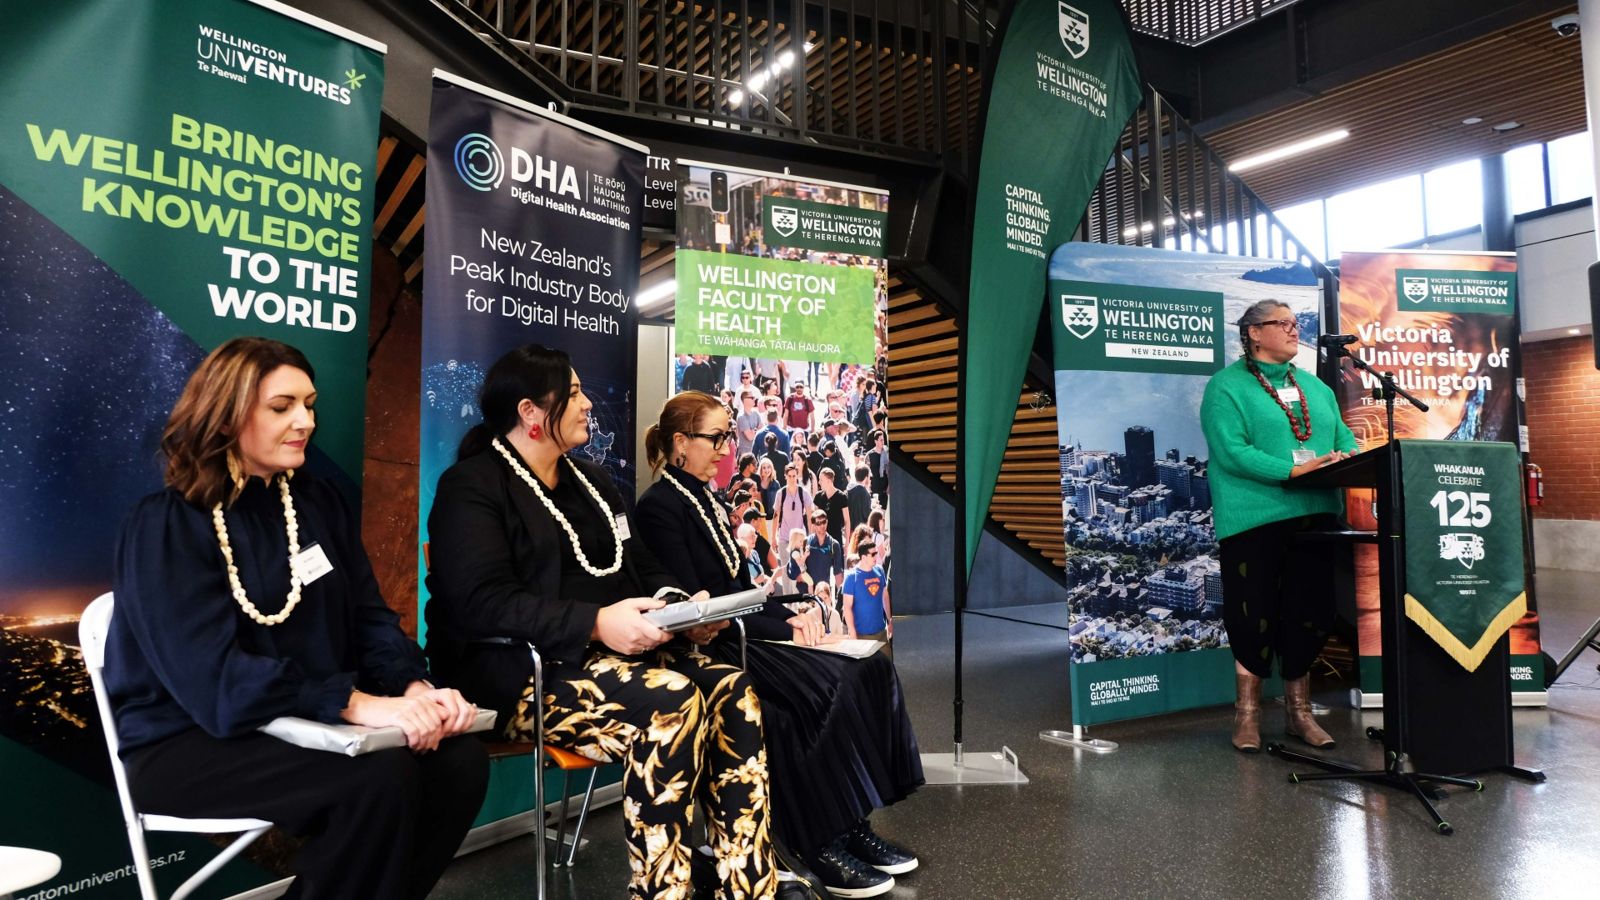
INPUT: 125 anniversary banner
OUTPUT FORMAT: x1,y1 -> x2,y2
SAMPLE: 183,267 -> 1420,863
0,0 -> 384,894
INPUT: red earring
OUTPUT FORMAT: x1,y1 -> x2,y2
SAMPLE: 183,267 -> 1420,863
528,423 -> 543,440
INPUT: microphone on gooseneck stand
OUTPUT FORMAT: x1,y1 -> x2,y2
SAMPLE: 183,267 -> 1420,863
1317,333 -> 1359,349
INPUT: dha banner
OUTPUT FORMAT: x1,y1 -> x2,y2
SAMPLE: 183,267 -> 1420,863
962,0 -> 1141,575
0,0 -> 384,893
1050,244 -> 1323,726
420,73 -> 646,625
1333,250 -> 1542,696
674,163 -> 893,637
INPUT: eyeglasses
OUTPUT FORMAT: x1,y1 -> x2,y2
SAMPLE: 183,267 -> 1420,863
685,430 -> 735,450
1255,318 -> 1299,334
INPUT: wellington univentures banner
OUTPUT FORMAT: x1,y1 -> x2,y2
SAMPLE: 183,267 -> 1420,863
962,0 -> 1142,575
1049,244 -> 1324,725
674,163 -> 894,638
420,73 -> 646,627
1333,250 -> 1542,696
0,0 -> 384,894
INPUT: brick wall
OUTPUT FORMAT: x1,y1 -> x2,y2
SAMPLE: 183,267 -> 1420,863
1523,336 -> 1600,521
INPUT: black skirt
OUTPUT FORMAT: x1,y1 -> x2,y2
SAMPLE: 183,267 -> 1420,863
703,638 -> 924,856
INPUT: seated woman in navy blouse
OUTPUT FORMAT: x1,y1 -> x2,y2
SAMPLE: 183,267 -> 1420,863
636,391 -> 924,900
105,338 -> 488,900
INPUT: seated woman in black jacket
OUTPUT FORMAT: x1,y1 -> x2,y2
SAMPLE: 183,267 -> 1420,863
105,337 -> 488,900
423,345 -> 782,900
636,391 -> 924,899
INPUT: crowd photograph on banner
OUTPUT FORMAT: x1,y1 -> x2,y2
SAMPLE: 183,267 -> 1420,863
674,166 -> 895,644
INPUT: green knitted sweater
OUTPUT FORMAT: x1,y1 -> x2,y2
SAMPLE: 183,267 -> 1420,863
1200,358 -> 1358,540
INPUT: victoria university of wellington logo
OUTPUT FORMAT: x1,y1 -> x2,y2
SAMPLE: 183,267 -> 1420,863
1061,293 -> 1099,339
771,205 -> 799,237
1059,3 -> 1090,60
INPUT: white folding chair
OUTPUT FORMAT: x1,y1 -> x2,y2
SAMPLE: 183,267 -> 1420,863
80,593 -> 273,900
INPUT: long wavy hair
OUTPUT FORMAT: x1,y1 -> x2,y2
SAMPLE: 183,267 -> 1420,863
162,337 -> 315,509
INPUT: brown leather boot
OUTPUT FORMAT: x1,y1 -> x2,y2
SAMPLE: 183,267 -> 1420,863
1232,669 -> 1263,753
1284,675 -> 1335,748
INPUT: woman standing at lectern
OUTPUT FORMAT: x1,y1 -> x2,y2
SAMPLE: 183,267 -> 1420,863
1200,301 -> 1358,753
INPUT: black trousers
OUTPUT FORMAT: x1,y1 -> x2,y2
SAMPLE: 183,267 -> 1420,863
125,729 -> 489,900
1219,513 -> 1340,680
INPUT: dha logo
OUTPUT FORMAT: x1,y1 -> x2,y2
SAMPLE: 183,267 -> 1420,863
771,205 -> 799,237
1061,293 -> 1098,339
1059,3 -> 1090,60
454,133 -> 504,191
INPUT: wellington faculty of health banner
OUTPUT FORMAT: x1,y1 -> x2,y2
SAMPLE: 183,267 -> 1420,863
674,162 -> 894,640
961,0 -> 1141,575
1049,244 -> 1324,725
1334,250 -> 1542,695
1400,440 -> 1526,672
0,0 -> 385,893
420,72 -> 647,629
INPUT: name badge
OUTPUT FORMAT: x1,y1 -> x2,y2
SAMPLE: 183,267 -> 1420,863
614,513 -> 632,542
1291,448 -> 1315,466
291,543 -> 334,585
1277,387 -> 1302,404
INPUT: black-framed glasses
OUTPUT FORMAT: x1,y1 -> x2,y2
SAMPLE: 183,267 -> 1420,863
1255,318 -> 1299,334
685,430 -> 735,450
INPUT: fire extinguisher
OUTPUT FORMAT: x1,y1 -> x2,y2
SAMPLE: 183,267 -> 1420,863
1526,462 -> 1544,507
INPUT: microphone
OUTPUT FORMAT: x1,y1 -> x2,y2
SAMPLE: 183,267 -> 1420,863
1318,333 -> 1359,348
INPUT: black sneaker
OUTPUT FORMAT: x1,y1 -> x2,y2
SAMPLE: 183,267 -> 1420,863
845,820 -> 918,875
808,841 -> 895,898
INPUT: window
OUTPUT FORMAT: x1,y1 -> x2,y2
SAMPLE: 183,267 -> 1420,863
1423,159 -> 1482,235
1547,131 -> 1594,205
1504,142 -> 1547,215
1274,198 -> 1327,261
1325,174 -> 1425,260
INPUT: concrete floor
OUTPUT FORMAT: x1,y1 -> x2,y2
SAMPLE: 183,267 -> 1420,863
433,568 -> 1600,899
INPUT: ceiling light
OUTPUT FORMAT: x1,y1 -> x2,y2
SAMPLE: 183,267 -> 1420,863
803,41 -> 815,53
728,89 -> 745,106
637,279 -> 677,313
1122,226 -> 1139,238
1569,327 -> 1583,335
1461,116 -> 1483,125
1228,128 -> 1350,173
1139,222 -> 1154,233
748,71 -> 768,91
1492,121 -> 1522,132
779,50 -> 796,67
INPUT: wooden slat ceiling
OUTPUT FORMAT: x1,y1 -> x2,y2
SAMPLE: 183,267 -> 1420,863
1203,7 -> 1587,210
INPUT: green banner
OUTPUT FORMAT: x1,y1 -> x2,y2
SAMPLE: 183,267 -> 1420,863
1051,279 -> 1223,375
762,196 -> 887,256
962,0 -> 1142,574
674,247 -> 877,363
1395,268 -> 1516,315
1401,440 -> 1527,671
0,0 -> 383,481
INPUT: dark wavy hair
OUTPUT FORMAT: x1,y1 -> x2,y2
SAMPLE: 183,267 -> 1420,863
457,344 -> 574,460
162,337 -> 315,509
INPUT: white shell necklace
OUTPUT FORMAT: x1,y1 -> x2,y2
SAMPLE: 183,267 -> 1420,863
213,473 -> 302,626
665,470 -> 740,578
493,437 -> 623,576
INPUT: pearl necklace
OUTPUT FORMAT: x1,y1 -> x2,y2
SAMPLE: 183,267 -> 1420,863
493,437 -> 623,576
664,471 -> 740,578
213,473 -> 302,626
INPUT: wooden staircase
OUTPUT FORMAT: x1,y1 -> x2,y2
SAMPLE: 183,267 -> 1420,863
885,276 -> 1065,570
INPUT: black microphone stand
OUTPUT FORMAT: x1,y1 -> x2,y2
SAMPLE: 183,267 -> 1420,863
1267,344 -> 1488,836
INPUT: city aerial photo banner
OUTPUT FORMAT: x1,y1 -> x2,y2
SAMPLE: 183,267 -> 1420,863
1048,244 -> 1324,726
0,0 -> 385,893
